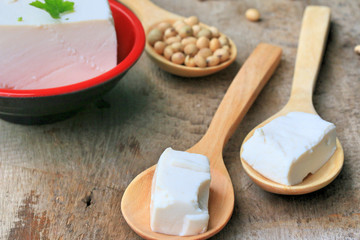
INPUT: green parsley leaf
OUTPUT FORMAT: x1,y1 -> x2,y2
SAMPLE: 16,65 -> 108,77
29,0 -> 74,19
17,17 -> 23,22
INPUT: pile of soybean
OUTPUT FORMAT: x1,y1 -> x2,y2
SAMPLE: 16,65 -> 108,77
147,16 -> 231,68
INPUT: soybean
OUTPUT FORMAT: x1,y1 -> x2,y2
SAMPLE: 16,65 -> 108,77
184,43 -> 198,56
209,38 -> 221,52
171,52 -> 185,65
196,36 -> 210,49
148,28 -> 163,45
147,17 -> 232,68
194,55 -> 207,68
184,16 -> 199,26
355,45 -> 360,55
154,41 -> 166,54
185,55 -> 196,67
197,28 -> 212,39
206,56 -> 220,67
178,25 -> 193,38
214,48 -> 230,62
198,48 -> 213,59
245,8 -> 261,22
164,46 -> 174,60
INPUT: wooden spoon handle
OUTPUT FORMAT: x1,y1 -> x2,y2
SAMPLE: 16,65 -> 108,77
119,0 -> 180,30
289,6 -> 331,107
192,43 -> 282,157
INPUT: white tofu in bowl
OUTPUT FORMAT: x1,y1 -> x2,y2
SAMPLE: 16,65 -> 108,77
0,0 -> 117,89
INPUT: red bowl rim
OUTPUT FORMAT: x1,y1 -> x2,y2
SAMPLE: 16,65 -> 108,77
0,0 -> 145,98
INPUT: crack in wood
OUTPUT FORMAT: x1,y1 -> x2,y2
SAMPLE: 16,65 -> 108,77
82,189 -> 95,208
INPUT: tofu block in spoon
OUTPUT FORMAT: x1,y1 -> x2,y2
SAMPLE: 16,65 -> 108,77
0,0 -> 117,89
241,112 -> 336,186
151,148 -> 211,236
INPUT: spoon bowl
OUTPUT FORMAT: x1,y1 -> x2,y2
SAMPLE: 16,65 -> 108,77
240,6 -> 344,195
121,43 -> 282,239
120,0 -> 237,77
240,107 -> 344,195
121,161 -> 234,239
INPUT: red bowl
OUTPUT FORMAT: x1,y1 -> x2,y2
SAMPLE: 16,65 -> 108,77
0,0 -> 145,124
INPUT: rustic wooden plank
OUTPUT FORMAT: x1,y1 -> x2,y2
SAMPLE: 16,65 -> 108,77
1,0 -> 359,239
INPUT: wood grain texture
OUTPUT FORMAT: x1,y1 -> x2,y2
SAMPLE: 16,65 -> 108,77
1,0 -> 359,239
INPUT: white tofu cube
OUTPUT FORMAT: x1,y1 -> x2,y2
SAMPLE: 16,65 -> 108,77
241,112 -> 337,185
151,148 -> 211,236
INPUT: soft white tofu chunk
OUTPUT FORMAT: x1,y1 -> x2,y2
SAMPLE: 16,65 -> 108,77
151,148 -> 211,236
0,0 -> 117,89
241,112 -> 337,185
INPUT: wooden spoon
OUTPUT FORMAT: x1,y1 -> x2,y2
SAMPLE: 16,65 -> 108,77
119,0 -> 237,77
121,43 -> 282,239
240,6 -> 344,195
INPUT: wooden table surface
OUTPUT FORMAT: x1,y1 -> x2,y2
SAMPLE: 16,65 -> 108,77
1,0 -> 359,239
